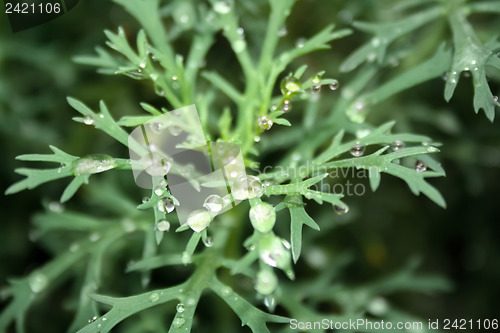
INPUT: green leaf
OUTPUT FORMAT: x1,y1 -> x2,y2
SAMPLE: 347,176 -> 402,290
210,279 -> 289,333
340,6 -> 442,72
445,7 -> 500,121
289,204 -> 320,263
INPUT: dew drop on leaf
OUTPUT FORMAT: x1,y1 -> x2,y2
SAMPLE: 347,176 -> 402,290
333,204 -> 349,215
264,295 -> 276,312
232,175 -> 264,200
187,210 -> 212,232
277,25 -> 287,37
168,125 -> 182,136
392,140 -> 405,151
157,220 -> 170,232
73,154 -> 117,175
295,38 -> 306,48
149,292 -> 160,303
181,251 -> 192,264
203,236 -> 214,248
29,273 -> 48,293
176,303 -> 185,313
213,0 -> 231,14
415,160 -> 427,172
48,201 -> 64,213
83,116 -> 94,125
258,116 -> 273,131
329,79 -> 339,91
249,202 -> 276,233
221,286 -> 233,297
280,75 -> 301,95
203,194 -> 224,213
350,144 -> 365,157
173,318 -> 185,328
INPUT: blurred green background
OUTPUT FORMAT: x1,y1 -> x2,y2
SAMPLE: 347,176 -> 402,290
1,0 -> 499,331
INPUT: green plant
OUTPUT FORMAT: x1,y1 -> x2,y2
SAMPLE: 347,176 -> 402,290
2,0 -> 500,332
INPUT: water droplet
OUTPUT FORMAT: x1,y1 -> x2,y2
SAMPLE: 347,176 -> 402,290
249,202 -> 276,233
173,318 -> 185,328
232,175 -> 264,200
221,286 -> 233,296
254,136 -> 261,142
329,79 -> 339,91
258,116 -> 273,131
280,75 -> 301,95
203,236 -> 214,247
368,297 -> 388,316
48,201 -> 64,213
168,125 -> 182,136
187,210 -> 212,232
154,186 -> 165,196
264,295 -> 276,312
213,0 -> 231,14
88,316 -> 98,323
295,38 -> 306,48
494,95 -> 499,103
415,160 -> 427,172
97,323 -> 102,328
392,140 -> 405,151
371,37 -> 380,47
150,122 -> 164,134
232,40 -> 247,53
269,104 -> 277,112
157,220 -> 170,232
275,24 -> 287,37
236,27 -> 245,37
311,85 -> 321,94
29,273 -> 48,293
142,196 -> 150,204
139,59 -> 147,68
350,144 -> 365,157
89,232 -> 100,242
73,154 -> 117,175
149,292 -> 160,303
102,317 -> 107,321
186,298 -> 196,306
281,102 -> 291,112
158,197 -> 175,213
333,204 -> 349,215
259,234 -> 291,269
312,74 -> 321,84
203,194 -> 224,213
172,75 -> 178,81
255,270 -> 278,295
145,156 -> 172,177
176,303 -> 185,313
83,116 -> 94,125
